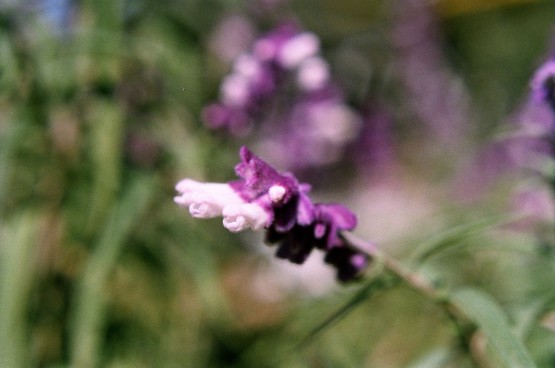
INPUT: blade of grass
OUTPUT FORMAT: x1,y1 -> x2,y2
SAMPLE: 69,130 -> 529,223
85,100 -> 124,235
0,211 -> 42,368
70,175 -> 156,368
0,119 -> 30,214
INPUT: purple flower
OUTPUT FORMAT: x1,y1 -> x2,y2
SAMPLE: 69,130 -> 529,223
265,202 -> 358,272
531,60 -> 555,111
203,23 -> 323,133
174,146 -> 369,282
202,23 -> 362,171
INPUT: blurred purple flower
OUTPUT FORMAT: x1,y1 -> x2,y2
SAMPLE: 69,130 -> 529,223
391,0 -> 470,146
531,60 -> 555,111
350,105 -> 397,178
453,55 -> 555,203
203,22 -> 362,170
174,146 -> 368,282
254,86 -> 362,170
511,56 -> 555,172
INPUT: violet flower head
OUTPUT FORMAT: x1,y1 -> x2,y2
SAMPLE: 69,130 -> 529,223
531,60 -> 555,112
202,23 -> 362,170
174,146 -> 369,282
203,23 -> 323,135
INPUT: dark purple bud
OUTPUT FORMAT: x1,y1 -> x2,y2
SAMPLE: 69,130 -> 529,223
269,225 -> 316,264
324,246 -> 370,282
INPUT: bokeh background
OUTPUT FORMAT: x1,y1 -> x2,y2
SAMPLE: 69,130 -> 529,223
1,0 -> 554,367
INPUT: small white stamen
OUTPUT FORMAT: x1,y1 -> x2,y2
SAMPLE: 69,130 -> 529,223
268,185 -> 286,203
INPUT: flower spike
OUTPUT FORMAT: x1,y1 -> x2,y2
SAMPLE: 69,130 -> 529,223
175,146 -> 369,282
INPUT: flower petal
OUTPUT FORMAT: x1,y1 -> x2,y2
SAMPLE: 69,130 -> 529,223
222,203 -> 271,232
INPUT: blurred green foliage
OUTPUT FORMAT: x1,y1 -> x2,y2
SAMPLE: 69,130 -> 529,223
0,0 -> 554,367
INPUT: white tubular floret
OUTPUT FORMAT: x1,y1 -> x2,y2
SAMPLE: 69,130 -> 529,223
174,179 -> 244,219
278,32 -> 319,69
222,203 -> 270,232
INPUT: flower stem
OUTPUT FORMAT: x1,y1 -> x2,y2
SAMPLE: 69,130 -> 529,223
343,232 -> 484,366
343,233 -> 446,301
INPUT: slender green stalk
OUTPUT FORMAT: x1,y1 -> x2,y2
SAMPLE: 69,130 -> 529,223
70,176 -> 156,368
0,211 -> 41,368
343,234 -> 447,301
0,120 -> 29,214
85,101 -> 124,236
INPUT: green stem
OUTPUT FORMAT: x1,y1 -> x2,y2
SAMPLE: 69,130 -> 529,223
344,234 -> 446,300
70,176 -> 155,368
0,211 -> 41,368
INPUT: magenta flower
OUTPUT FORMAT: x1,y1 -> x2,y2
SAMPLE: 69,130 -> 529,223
174,146 -> 368,282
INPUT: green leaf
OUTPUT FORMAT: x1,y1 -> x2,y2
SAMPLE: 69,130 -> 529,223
409,215 -> 517,266
452,288 -> 537,368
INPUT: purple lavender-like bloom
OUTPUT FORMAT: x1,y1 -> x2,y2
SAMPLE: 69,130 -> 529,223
531,60 -> 555,112
202,23 -> 362,170
203,23 -> 321,134
174,146 -> 368,282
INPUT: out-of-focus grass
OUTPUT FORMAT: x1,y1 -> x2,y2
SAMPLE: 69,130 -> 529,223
0,1 -> 554,367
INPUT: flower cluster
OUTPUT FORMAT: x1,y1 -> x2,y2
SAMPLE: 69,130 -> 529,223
174,146 -> 369,282
203,23 -> 361,170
